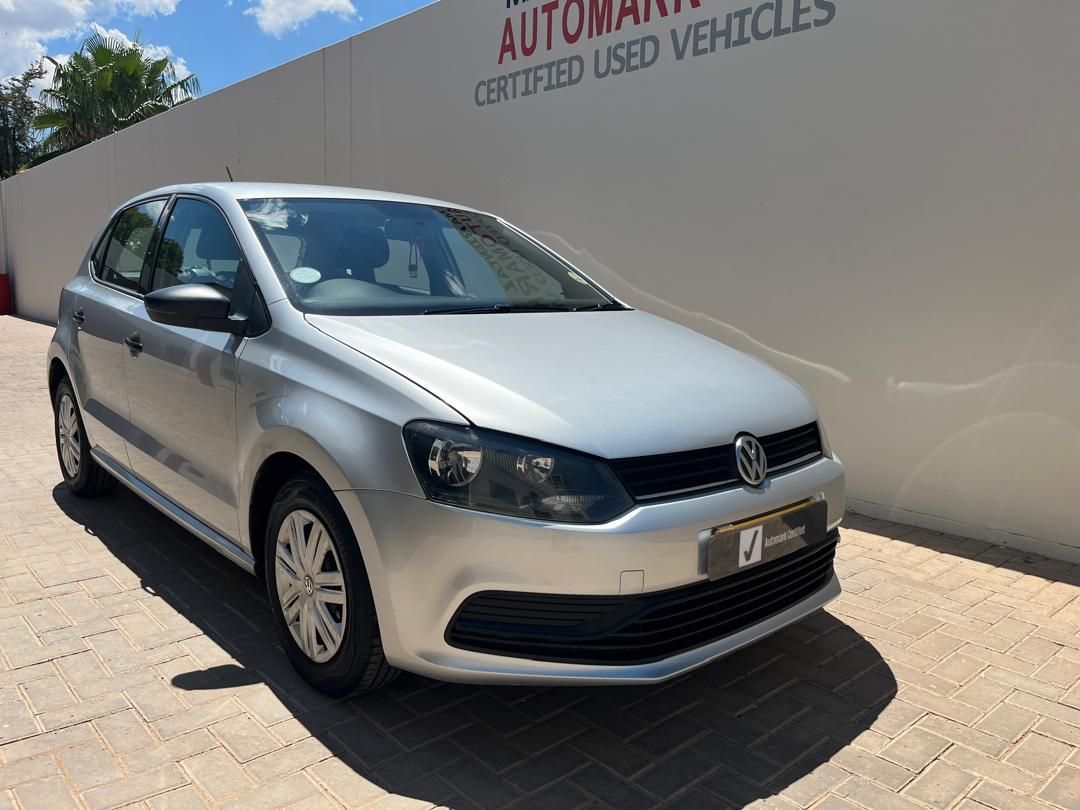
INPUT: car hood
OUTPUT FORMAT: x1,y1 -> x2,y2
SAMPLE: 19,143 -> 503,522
307,310 -> 818,459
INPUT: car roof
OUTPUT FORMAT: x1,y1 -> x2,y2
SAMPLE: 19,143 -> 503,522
124,182 -> 485,214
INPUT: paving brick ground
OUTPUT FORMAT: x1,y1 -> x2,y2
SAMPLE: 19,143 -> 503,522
1,313 -> 1079,809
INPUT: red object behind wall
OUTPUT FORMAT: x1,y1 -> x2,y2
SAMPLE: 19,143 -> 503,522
0,274 -> 11,316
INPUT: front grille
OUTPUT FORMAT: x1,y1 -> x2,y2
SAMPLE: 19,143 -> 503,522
760,423 -> 825,472
446,533 -> 838,666
609,422 -> 823,501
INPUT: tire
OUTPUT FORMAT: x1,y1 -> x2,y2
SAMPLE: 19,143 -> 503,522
53,378 -> 115,497
264,473 -> 398,696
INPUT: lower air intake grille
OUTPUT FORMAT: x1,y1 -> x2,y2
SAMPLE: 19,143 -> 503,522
446,532 -> 838,666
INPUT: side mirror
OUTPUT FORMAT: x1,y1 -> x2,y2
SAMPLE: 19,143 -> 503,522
144,285 -> 248,335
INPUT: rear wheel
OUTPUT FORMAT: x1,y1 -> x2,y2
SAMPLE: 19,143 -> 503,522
53,378 -> 114,497
264,473 -> 398,695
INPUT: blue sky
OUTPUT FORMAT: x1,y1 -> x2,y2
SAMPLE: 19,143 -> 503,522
2,1 -> 431,92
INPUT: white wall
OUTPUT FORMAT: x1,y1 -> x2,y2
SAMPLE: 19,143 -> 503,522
4,0 -> 1080,560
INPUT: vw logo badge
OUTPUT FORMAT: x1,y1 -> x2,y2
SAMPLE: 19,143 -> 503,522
734,434 -> 768,487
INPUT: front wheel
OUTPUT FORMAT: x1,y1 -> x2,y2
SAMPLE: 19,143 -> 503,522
53,378 -> 115,497
264,473 -> 398,696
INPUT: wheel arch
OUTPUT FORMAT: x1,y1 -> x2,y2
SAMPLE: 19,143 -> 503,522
248,452 -> 321,578
240,427 -> 404,666
242,429 -> 355,579
47,343 -> 86,413
48,356 -> 69,404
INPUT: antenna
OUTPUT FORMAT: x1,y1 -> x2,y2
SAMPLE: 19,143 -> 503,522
225,165 -> 235,182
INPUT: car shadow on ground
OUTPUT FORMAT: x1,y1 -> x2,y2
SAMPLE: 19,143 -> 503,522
54,484 -> 897,809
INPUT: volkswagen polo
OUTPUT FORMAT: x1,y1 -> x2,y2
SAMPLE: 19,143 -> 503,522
47,183 -> 845,694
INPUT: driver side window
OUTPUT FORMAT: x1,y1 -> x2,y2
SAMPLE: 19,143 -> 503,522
150,199 -> 242,294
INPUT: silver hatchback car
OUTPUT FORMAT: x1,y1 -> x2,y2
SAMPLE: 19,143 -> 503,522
48,183 -> 845,694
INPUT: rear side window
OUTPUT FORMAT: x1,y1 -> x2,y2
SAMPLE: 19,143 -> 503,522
93,200 -> 166,292
150,198 -> 243,293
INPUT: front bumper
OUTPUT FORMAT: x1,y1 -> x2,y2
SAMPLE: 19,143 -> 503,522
336,455 -> 845,684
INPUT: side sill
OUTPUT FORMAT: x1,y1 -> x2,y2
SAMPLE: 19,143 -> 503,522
92,449 -> 257,574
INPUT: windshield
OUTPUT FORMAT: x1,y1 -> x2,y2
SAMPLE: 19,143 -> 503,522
239,198 -> 623,315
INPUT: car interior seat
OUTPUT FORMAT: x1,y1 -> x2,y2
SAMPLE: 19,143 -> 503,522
330,225 -> 391,283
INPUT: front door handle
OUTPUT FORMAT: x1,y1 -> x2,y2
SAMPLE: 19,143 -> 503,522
124,333 -> 143,353
72,308 -> 85,325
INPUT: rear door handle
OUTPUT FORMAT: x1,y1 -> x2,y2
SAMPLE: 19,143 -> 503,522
124,333 -> 143,353
72,308 -> 85,325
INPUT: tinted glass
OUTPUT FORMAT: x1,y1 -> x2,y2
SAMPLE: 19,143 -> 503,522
240,198 -> 618,315
151,198 -> 242,294
94,200 -> 165,292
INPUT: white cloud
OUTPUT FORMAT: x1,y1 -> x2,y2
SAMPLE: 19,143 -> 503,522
0,0 -> 180,79
120,0 -> 178,13
244,0 -> 356,38
0,29 -> 49,80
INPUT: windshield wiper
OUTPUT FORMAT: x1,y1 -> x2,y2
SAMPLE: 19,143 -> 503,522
423,302 -> 629,315
424,303 -> 545,315
568,302 -> 630,312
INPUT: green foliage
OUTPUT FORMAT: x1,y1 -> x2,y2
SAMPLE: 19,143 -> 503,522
111,208 -> 156,251
156,238 -> 185,279
32,31 -> 200,157
0,61 -> 46,179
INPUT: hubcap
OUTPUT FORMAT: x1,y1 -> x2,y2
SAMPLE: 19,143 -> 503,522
274,510 -> 347,663
57,394 -> 81,479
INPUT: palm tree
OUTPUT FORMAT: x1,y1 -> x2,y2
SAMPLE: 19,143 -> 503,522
31,31 -> 200,158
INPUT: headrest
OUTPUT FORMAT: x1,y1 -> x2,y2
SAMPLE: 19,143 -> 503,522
195,218 -> 242,262
334,225 -> 390,273
384,217 -> 425,241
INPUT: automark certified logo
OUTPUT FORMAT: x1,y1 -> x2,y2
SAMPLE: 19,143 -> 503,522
734,434 -> 768,487
739,525 -> 763,567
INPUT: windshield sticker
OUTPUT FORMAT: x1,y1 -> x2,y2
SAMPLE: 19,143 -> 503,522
289,266 -> 322,284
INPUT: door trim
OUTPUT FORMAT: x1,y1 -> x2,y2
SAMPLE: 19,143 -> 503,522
92,448 -> 256,574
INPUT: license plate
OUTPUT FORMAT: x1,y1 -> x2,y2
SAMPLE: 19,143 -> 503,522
705,499 -> 828,580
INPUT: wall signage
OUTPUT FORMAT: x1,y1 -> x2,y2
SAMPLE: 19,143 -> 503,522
475,0 -> 837,107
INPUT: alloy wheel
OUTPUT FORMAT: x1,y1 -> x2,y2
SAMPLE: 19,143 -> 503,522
57,393 -> 81,479
274,509 -> 347,663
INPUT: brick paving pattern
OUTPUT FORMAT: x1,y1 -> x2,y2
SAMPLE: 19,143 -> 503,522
1,314 -> 1079,809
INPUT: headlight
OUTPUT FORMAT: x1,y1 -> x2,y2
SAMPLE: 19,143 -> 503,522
404,421 -> 633,524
